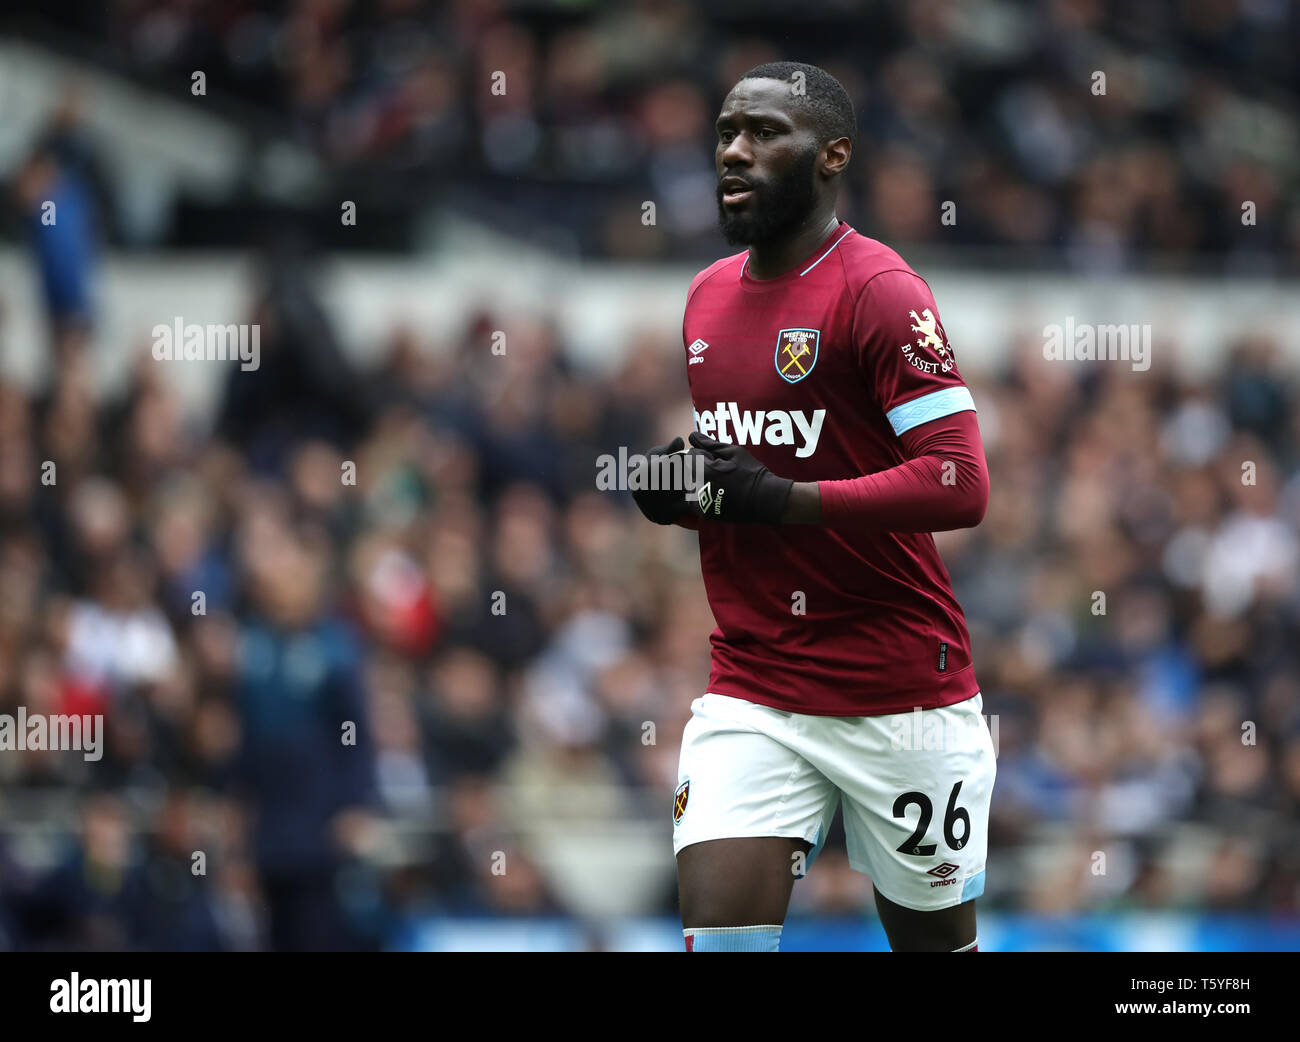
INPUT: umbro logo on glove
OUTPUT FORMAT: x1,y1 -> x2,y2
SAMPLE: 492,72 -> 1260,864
686,432 -> 792,524
695,482 -> 725,517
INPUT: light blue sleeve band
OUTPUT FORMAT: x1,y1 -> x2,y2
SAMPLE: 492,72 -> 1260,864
885,385 -> 976,436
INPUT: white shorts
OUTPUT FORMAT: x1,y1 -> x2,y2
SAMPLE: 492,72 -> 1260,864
673,691 -> 995,912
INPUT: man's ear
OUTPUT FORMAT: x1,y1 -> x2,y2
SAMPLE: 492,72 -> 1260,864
822,136 -> 852,179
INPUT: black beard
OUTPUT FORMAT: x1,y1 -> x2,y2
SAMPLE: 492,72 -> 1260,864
716,147 -> 819,247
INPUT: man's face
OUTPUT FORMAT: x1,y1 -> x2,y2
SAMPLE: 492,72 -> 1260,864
715,78 -> 822,247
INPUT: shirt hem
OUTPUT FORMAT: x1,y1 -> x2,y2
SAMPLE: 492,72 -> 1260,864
706,666 -> 978,717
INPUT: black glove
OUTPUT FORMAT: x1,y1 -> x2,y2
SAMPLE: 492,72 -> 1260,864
687,431 -> 794,524
631,436 -> 691,524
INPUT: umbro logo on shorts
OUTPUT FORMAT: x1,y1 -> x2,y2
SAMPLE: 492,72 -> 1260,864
927,862 -> 961,887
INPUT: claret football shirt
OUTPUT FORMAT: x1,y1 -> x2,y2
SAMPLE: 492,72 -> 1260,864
682,220 -> 980,716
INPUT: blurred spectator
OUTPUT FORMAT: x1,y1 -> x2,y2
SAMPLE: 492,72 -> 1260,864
231,515 -> 379,951
9,91 -> 107,369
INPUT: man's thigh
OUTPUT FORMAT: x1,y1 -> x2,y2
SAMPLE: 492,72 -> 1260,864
677,837 -> 811,927
873,886 -> 978,952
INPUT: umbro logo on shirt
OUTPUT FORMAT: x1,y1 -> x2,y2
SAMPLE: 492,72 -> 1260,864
688,338 -> 709,365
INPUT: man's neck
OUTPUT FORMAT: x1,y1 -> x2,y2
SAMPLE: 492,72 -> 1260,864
745,211 -> 841,280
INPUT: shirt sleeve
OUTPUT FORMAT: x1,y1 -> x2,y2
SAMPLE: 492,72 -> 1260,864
854,268 -> 975,437
676,268 -> 713,532
817,410 -> 988,531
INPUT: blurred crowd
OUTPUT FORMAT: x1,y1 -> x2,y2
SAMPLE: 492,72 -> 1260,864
0,0 -> 1297,952
9,0 -> 1300,268
0,242 -> 1297,949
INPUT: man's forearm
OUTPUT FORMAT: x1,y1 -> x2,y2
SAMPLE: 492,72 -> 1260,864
783,410 -> 988,531
815,454 -> 985,530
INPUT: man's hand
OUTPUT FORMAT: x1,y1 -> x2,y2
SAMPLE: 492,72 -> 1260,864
687,432 -> 794,524
631,436 -> 691,524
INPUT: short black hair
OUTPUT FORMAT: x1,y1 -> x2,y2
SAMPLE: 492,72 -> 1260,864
737,61 -> 856,149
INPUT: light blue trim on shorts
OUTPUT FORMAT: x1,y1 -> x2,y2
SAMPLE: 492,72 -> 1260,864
961,869 -> 986,902
801,823 -> 826,879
